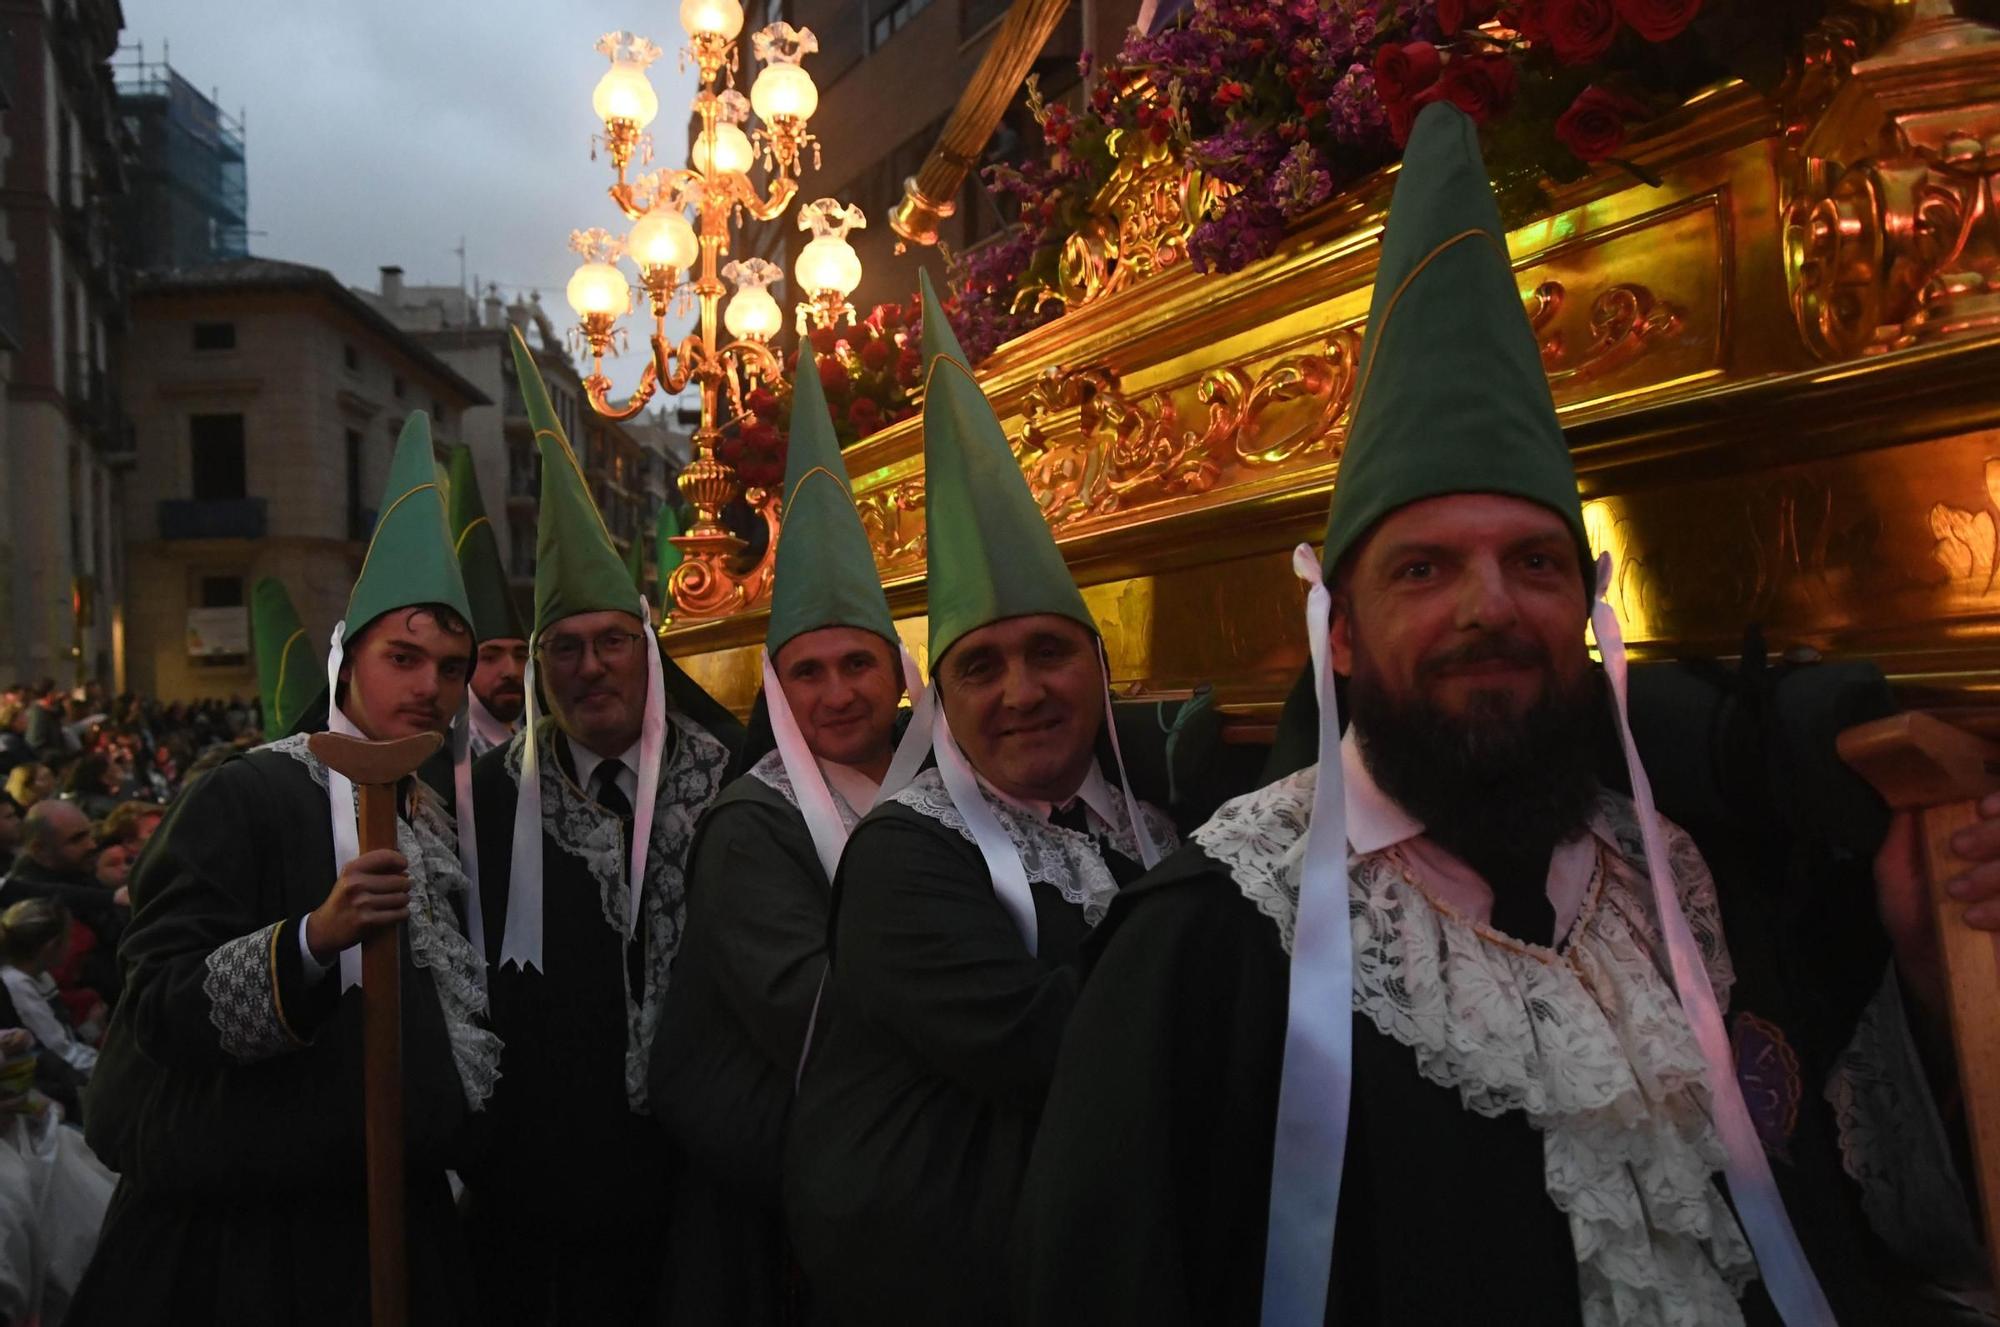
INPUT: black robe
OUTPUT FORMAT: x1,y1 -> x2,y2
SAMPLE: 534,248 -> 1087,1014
649,764 -> 829,1326
460,712 -> 730,1327
785,786 -> 1155,1327
66,744 -> 482,1327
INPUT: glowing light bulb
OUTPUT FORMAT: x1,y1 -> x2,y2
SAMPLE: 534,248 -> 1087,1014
750,61 -> 817,124
679,0 -> 744,40
691,122 -> 756,177
566,261 -> 632,318
591,61 -> 659,129
627,208 -> 699,273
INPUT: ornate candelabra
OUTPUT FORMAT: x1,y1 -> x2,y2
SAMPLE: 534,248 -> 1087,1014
569,7 -> 866,619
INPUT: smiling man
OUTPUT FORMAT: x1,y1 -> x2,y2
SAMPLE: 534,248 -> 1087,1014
650,339 -> 918,1326
782,273 -> 1174,1326
70,412 -> 500,1326
461,329 -> 741,1327
447,444 -> 530,757
1018,102 -> 2000,1327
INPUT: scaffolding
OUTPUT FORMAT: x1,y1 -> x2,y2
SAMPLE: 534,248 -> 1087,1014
114,45 -> 248,270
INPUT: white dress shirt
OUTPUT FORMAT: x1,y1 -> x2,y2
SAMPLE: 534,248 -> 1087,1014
570,735 -> 643,807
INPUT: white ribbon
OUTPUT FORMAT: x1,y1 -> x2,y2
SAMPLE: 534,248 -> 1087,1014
876,644 -> 936,806
1589,551 -> 1834,1326
1096,640 -> 1162,873
465,689 -> 515,754
627,595 -> 667,939
1258,544 -> 1353,1326
932,690 -> 1041,953
763,648 -> 854,883
320,623 -> 364,993
449,706 -> 485,989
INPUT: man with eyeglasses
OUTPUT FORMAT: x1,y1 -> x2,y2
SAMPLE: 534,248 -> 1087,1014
447,445 -> 530,758
69,413 -> 500,1325
460,330 -> 742,1326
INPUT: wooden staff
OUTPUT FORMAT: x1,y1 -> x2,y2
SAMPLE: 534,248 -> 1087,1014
308,729 -> 441,1327
1838,710 -> 2000,1278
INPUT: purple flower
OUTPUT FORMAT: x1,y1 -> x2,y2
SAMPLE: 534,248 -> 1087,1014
1272,141 -> 1334,217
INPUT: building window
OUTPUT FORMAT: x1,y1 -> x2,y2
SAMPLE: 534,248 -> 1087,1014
393,375 -> 406,399
199,575 -> 245,608
344,343 -> 360,372
346,428 -> 367,540
868,0 -> 931,49
189,414 -> 247,501
192,321 -> 237,351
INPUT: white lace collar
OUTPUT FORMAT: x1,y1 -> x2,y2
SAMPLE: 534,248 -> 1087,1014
263,732 -> 502,1109
749,747 -> 866,832
1193,767 -> 1751,1327
887,766 -> 1177,928
500,710 -> 729,1110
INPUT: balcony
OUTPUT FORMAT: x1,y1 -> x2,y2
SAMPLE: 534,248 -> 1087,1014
66,351 -> 128,455
158,498 -> 267,541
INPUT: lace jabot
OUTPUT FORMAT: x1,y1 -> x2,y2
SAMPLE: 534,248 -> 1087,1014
749,748 -> 864,833
888,767 -> 1177,929
501,712 -> 729,1110
264,732 -> 502,1109
1193,766 -> 1753,1327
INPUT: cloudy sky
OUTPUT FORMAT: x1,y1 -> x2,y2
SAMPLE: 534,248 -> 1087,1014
122,0 -> 702,401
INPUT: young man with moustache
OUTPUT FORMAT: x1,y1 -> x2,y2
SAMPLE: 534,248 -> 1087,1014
446,444 -> 530,757
461,330 -> 742,1326
782,274 -> 1175,1326
650,340 -> 924,1326
1019,102 -> 2000,1327
69,413 -> 500,1326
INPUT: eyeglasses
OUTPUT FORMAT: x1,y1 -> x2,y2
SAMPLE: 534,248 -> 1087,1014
537,630 -> 647,669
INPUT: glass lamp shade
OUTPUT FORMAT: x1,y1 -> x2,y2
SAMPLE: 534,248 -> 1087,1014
679,0 -> 745,40
750,61 -> 818,124
795,234 -> 862,298
591,62 -> 660,129
691,122 -> 756,177
627,208 -> 700,273
723,286 -> 783,341
566,261 -> 633,318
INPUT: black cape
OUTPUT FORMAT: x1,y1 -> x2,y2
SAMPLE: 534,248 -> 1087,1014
650,767 -> 828,1326
67,746 -> 480,1327
785,796 -> 1145,1327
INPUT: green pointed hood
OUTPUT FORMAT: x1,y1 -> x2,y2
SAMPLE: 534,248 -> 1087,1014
767,339 -> 898,655
251,577 -> 318,736
342,411 -> 473,641
1321,101 -> 1587,580
918,270 -> 1093,662
657,506 -> 684,580
510,327 -> 639,633
446,445 -> 528,642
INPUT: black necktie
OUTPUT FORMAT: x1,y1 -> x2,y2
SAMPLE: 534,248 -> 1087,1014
1048,799 -> 1146,887
593,761 -> 646,996
1049,799 -> 1091,835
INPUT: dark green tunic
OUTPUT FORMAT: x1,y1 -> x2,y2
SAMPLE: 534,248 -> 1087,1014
461,712 -> 730,1327
650,761 -> 831,1326
67,741 -> 483,1327
785,779 -> 1158,1327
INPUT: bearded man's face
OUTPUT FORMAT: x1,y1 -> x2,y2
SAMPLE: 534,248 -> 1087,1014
1331,493 -> 1602,858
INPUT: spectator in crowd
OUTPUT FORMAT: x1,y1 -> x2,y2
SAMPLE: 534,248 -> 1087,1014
92,834 -> 130,900
0,796 -> 19,877
0,700 -> 29,779
99,802 -> 164,854
1,801 -> 122,1009
3,765 -> 53,811
23,683 -> 65,755
0,900 -> 98,1078
59,755 -> 120,821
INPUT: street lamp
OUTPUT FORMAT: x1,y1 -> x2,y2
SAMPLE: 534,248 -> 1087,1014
569,22 -> 867,620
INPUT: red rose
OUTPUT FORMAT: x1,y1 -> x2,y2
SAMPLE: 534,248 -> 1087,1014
1388,96 -> 1418,146
896,345 -> 922,387
1437,0 -> 1500,36
1542,0 -> 1620,64
1553,85 -> 1647,161
1506,0 -> 1547,41
1214,80 -> 1249,107
1428,53 -> 1517,124
744,387 -> 779,417
873,302 -> 905,329
818,356 -> 850,396
1373,41 -> 1442,105
808,325 -> 841,355
860,336 -> 892,371
1613,0 -> 1701,43
847,397 -> 883,435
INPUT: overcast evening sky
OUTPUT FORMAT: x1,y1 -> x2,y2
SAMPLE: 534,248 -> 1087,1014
121,0 -> 704,404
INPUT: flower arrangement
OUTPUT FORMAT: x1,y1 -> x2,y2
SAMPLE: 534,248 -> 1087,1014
950,0 -> 1832,349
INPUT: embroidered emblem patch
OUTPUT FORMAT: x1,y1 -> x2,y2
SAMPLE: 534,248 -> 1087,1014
1732,1011 -> 1802,1163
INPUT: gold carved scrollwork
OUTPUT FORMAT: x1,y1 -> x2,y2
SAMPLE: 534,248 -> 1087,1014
1785,6 -> 2000,358
1929,457 -> 2000,592
1529,281 -> 1687,385
856,480 -> 927,573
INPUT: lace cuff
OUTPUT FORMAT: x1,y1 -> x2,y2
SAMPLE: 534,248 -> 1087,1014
201,920 -> 306,1061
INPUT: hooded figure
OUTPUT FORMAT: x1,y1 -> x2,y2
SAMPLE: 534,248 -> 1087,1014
650,337 -> 929,1326
460,326 -> 741,1327
70,411 -> 499,1327
249,577 -> 317,739
1014,100 -> 1849,1327
782,272 -> 1175,1326
447,445 -> 530,758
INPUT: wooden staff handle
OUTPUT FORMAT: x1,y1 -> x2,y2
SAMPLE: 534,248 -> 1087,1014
308,730 -> 441,1327
1837,711 -> 2000,1278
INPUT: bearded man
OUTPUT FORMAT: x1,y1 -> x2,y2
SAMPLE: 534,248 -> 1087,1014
1018,102 -> 2000,1327
446,445 -> 529,756
70,413 -> 499,1326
